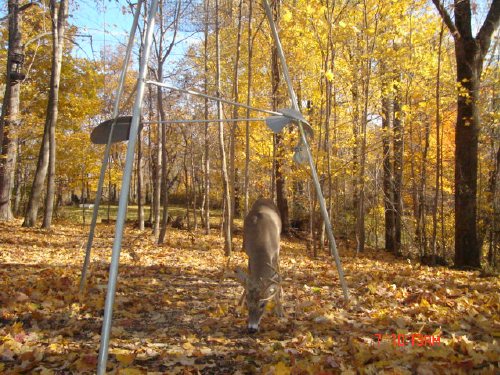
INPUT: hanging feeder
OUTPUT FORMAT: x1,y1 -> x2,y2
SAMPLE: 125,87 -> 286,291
90,116 -> 136,144
9,52 -> 26,83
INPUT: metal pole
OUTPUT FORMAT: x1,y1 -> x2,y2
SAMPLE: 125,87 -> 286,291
142,118 -> 267,124
147,80 -> 282,116
96,0 -> 158,372
297,123 -> 349,301
262,0 -> 349,301
79,0 -> 144,293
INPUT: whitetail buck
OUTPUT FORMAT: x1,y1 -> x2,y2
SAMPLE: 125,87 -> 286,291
236,198 -> 283,333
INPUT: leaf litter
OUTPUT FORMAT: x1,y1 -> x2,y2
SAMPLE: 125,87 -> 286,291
0,220 -> 498,374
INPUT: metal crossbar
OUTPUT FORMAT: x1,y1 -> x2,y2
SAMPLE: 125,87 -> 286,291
147,80 -> 282,116
142,118 -> 267,124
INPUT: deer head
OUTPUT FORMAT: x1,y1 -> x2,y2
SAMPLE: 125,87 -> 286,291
235,266 -> 281,333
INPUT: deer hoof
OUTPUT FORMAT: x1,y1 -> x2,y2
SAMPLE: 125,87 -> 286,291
247,325 -> 259,334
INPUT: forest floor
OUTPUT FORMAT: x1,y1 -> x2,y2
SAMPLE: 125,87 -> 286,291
0,219 -> 499,374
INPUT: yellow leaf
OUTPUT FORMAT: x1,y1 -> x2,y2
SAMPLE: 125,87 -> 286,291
118,368 -> 144,375
420,298 -> 431,308
325,70 -> 334,82
282,10 -> 292,23
115,351 -> 136,366
182,342 -> 196,351
12,322 -> 24,334
367,283 -> 377,294
338,20 -> 347,28
274,361 -> 291,375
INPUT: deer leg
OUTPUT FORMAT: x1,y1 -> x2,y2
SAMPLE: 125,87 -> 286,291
274,286 -> 285,317
238,290 -> 246,307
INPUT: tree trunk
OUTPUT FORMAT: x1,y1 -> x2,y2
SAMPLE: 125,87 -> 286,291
271,0 -> 290,236
351,72 -> 360,248
215,0 -> 232,255
158,69 -> 169,244
190,134 -> 197,231
152,115 -> 161,239
229,0 -> 243,229
0,0 -> 22,221
203,0 -> 211,234
24,0 -> 68,228
42,0 -> 68,229
453,40 -> 482,267
393,80 -> 403,256
431,0 -> 500,268
13,145 -> 23,216
137,125 -> 144,231
431,24 -> 444,264
488,146 -> 499,266
244,0 -> 253,217
382,90 -> 395,252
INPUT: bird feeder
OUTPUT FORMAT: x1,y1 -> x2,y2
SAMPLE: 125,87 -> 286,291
9,52 -> 26,83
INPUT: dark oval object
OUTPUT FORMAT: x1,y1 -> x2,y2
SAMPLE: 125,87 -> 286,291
90,116 -> 133,144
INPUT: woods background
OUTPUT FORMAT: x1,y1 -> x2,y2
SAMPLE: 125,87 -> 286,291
0,0 -> 498,268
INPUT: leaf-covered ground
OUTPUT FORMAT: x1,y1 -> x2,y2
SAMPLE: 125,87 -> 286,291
0,220 -> 498,374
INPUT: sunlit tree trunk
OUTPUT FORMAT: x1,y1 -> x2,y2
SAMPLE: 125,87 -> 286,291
157,64 -> 169,244
42,0 -> 68,229
190,133 -> 197,231
431,24 -> 444,264
229,0 -> 243,230
382,83 -> 395,252
203,0 -> 211,234
156,0 -> 181,244
183,133 -> 191,231
215,0 -> 232,255
351,62 -> 360,250
137,125 -> 144,231
150,83 -> 161,237
244,0 -> 253,217
271,0 -> 290,236
24,0 -> 68,228
393,80 -> 403,256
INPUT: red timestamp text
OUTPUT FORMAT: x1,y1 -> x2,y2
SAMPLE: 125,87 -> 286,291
374,333 -> 441,347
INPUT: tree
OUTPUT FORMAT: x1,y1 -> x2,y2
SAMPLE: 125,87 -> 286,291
381,72 -> 396,252
431,0 -> 500,268
152,0 -> 181,244
42,0 -> 69,229
271,0 -> 290,236
23,0 -> 68,228
203,0 -> 211,234
229,0 -> 243,230
0,0 -> 23,221
215,0 -> 232,255
243,0 -> 253,217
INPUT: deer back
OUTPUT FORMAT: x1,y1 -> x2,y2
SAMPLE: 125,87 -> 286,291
243,198 -> 281,278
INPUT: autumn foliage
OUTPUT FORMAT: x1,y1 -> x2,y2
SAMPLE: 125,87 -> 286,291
1,220 -> 499,373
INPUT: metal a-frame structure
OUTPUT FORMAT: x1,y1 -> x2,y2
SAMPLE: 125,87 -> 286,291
78,1 -> 349,372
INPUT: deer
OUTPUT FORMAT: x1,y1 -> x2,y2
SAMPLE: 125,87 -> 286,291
236,198 -> 284,333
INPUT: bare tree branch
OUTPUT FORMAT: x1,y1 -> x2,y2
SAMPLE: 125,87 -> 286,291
431,0 -> 459,39
476,0 -> 500,57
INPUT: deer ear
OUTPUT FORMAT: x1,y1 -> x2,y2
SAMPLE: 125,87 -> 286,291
234,267 -> 248,286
